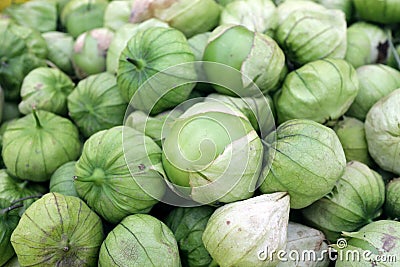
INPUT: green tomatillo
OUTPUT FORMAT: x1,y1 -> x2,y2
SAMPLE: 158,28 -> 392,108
2,110 -> 81,182
345,22 -> 388,69
384,178 -> 400,219
334,220 -> 400,266
346,64 -> 400,121
203,24 -> 286,96
202,192 -> 290,267
333,117 -> 373,166
72,28 -> 114,79
10,192 -> 104,267
129,0 -> 221,38
277,222 -> 330,267
42,31 -> 75,75
353,0 -> 400,24
49,161 -> 78,197
162,101 -> 263,204
117,26 -> 196,115
67,72 -> 127,138
0,20 -> 47,101
4,0 -> 57,33
18,67 -> 75,116
106,19 -> 169,74
260,119 -> 346,209
98,214 -> 181,267
74,126 -> 166,224
219,0 -> 277,35
60,0 -> 108,38
302,161 -> 385,242
275,58 -> 359,125
275,1 -> 347,66
365,89 -> 400,175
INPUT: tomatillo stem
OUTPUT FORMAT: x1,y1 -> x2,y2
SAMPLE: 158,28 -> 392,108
126,57 -> 145,70
11,194 -> 43,205
0,203 -> 23,215
32,109 -> 42,128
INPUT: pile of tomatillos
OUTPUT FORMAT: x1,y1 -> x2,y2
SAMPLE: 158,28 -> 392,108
1,0 -> 400,266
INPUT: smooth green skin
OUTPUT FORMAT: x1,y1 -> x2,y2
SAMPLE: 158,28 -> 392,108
18,67 -> 75,116
67,72 -> 127,138
384,178 -> 400,219
203,25 -> 254,95
204,24 -> 286,96
60,0 -> 108,38
99,214 -> 181,267
260,119 -> 346,209
365,89 -> 400,175
74,126 -> 165,224
275,58 -> 359,125
0,198 -> 20,266
220,0 -> 277,35
0,20 -> 48,101
165,206 -> 214,267
11,192 -> 104,267
4,0 -> 57,33
162,104 -> 252,187
334,220 -> 400,266
163,113 -> 236,187
353,0 -> 400,24
49,161 -> 78,197
0,169 -> 46,216
156,0 -> 221,38
162,102 -> 263,204
72,28 -> 114,78
276,6 -> 347,66
106,19 -> 169,74
117,27 -> 196,114
344,22 -> 387,69
302,161 -> 385,242
42,31 -> 75,75
346,64 -> 400,121
2,110 -> 82,182
333,117 -> 373,167
204,93 -> 276,135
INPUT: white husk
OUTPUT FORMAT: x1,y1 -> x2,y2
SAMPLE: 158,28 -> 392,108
202,192 -> 290,267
